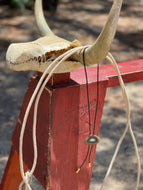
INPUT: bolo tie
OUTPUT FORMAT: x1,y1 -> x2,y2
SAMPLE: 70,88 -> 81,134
76,47 -> 100,173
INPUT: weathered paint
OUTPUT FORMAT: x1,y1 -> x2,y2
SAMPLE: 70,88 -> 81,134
1,59 -> 143,189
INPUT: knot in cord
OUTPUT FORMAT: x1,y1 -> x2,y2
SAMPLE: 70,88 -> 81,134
19,171 -> 32,190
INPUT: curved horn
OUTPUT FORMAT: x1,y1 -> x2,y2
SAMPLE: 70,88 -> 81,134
35,0 -> 54,36
73,0 -> 123,65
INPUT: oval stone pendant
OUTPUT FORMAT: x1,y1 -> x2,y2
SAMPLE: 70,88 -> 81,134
85,135 -> 100,145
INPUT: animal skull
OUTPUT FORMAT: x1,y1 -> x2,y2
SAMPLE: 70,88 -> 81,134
6,0 -> 123,73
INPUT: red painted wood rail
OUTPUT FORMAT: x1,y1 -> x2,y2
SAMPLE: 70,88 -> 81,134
1,59 -> 143,190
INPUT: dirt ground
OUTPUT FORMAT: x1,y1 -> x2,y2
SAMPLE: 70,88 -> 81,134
0,0 -> 143,189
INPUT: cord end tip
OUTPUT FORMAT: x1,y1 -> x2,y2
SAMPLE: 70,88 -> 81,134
76,168 -> 81,173
89,162 -> 91,167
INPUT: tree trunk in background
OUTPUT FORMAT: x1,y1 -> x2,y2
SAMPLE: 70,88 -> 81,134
0,0 -> 59,12
43,0 -> 59,12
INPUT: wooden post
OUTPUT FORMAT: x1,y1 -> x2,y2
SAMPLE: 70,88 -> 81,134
1,59 -> 143,190
0,150 -> 28,190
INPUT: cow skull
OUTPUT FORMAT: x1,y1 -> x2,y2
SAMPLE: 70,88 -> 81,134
6,0 -> 123,73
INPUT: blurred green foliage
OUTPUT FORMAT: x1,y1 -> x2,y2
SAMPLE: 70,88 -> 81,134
0,0 -> 59,12
9,0 -> 34,10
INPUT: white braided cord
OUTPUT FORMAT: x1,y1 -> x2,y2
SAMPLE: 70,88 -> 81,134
19,46 -> 86,189
19,49 -> 141,190
99,52 -> 141,190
